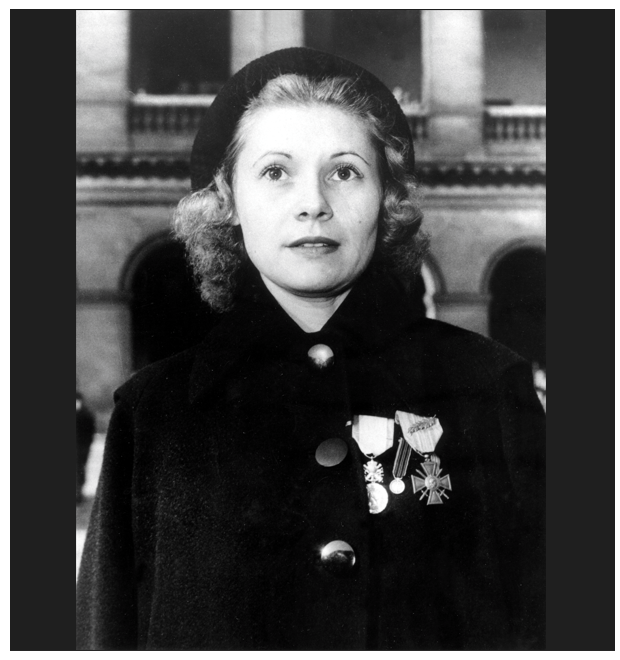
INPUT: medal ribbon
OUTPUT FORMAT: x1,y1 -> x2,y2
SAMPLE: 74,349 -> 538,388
351,415 -> 394,457
392,438 -> 413,479
395,411 -> 443,455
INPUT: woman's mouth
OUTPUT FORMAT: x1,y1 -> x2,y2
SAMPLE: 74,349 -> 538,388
288,236 -> 339,247
287,237 -> 339,256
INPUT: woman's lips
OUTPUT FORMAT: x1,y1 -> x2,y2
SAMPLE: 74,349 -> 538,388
288,236 -> 339,247
287,237 -> 339,256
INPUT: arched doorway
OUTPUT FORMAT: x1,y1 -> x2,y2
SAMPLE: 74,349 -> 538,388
488,247 -> 545,367
128,237 -> 220,371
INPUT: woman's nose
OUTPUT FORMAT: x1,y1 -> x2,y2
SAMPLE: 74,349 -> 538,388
295,177 -> 333,222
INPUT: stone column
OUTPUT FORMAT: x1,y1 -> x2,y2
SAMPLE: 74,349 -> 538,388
76,9 -> 130,152
421,10 -> 484,158
231,10 -> 304,74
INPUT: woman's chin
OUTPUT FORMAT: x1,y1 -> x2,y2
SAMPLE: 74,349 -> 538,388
268,275 -> 353,300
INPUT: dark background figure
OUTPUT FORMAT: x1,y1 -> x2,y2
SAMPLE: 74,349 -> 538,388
76,392 -> 95,505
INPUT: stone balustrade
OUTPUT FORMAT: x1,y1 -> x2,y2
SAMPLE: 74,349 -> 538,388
128,94 -> 431,142
128,94 -> 545,146
484,105 -> 546,141
129,93 -> 216,134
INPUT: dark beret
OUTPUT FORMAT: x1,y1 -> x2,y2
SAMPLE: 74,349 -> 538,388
190,47 -> 414,191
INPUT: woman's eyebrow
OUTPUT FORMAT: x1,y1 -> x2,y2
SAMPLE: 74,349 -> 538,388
331,151 -> 370,166
253,151 -> 292,166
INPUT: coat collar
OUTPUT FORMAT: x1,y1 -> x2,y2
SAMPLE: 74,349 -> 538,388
188,266 -> 422,404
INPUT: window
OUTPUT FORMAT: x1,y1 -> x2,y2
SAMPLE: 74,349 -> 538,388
305,10 -> 422,103
130,10 -> 230,95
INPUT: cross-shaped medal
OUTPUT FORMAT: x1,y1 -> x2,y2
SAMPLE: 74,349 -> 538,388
412,461 -> 452,505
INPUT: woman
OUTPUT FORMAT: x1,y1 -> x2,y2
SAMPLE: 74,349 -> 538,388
77,48 -> 545,650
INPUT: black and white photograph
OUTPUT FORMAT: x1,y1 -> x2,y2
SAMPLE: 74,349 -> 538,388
76,9 -> 547,650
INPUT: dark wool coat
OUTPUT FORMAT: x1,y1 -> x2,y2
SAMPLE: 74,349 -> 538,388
76,269 -> 545,651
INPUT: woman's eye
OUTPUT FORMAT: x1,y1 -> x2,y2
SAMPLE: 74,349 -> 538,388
332,165 -> 360,181
263,166 -> 286,181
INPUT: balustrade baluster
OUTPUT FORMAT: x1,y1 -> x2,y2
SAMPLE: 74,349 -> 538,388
488,116 -> 494,140
144,107 -> 152,133
179,106 -> 188,133
151,107 -> 158,133
194,107 -> 203,133
157,107 -> 167,133
180,106 -> 188,133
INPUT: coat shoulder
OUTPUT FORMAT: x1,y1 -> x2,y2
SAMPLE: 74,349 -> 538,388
113,344 -> 202,408
405,318 -> 529,387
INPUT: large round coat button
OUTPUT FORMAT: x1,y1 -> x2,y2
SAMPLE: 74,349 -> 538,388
320,540 -> 356,574
315,438 -> 348,467
307,344 -> 334,369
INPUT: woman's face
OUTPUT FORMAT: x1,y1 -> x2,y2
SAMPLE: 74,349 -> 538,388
232,105 -> 383,300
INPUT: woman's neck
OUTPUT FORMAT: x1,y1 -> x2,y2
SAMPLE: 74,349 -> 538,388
261,277 -> 351,333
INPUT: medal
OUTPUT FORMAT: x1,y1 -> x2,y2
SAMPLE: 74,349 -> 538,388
389,437 -> 412,494
351,416 -> 394,514
389,411 -> 442,494
395,411 -> 453,504
412,459 -> 452,505
367,482 -> 389,514
364,456 -> 389,514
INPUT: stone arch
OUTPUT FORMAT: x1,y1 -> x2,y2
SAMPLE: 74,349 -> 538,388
119,231 -> 219,371
119,230 -> 175,296
483,238 -> 546,367
480,236 -> 546,297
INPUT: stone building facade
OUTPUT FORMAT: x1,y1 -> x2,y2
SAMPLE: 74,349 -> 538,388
76,10 -> 546,424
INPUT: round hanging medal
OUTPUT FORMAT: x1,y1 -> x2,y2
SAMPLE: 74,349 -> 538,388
367,482 -> 389,514
351,416 -> 394,515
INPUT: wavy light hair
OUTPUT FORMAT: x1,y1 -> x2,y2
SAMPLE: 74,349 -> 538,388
174,74 -> 428,311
